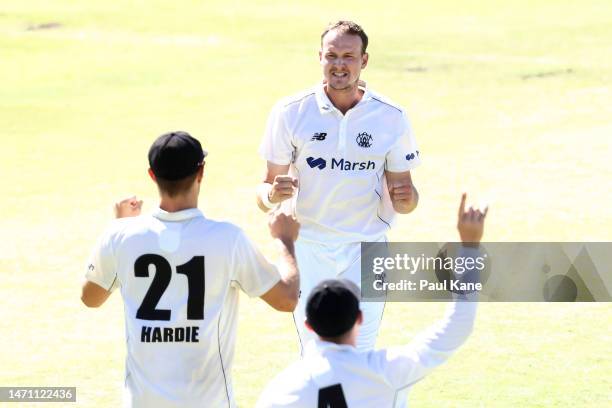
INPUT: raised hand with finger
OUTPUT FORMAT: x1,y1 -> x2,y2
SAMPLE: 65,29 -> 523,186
457,193 -> 488,245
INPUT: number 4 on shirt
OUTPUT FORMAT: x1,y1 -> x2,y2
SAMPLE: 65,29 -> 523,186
318,384 -> 348,408
134,254 -> 205,321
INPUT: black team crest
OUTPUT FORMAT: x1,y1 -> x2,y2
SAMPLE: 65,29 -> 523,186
356,132 -> 373,148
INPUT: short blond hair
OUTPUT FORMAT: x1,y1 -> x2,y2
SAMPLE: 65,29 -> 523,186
321,20 -> 368,54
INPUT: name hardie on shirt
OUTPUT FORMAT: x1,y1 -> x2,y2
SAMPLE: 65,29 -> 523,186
140,325 -> 200,343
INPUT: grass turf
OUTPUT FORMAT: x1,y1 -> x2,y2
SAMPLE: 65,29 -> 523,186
1,0 -> 611,406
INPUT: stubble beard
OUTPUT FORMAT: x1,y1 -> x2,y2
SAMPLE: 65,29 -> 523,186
327,73 -> 360,93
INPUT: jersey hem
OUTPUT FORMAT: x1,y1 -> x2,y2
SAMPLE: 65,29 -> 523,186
385,161 -> 422,173
243,273 -> 281,298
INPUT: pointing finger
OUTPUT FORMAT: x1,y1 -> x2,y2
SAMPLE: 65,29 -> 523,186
459,193 -> 467,218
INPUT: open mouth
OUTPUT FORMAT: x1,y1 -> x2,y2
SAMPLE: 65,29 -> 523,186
332,72 -> 348,78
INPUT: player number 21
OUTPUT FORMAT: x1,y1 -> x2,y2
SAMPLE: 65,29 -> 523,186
134,254 -> 205,321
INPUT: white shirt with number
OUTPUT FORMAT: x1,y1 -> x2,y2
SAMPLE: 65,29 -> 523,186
259,82 -> 421,245
85,208 -> 280,408
256,300 -> 477,408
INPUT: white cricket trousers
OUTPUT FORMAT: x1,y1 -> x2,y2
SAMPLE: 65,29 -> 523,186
293,238 -> 386,353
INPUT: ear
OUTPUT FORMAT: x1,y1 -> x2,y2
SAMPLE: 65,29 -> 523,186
196,164 -> 204,183
361,53 -> 369,69
319,49 -> 323,63
356,310 -> 364,325
304,320 -> 315,333
148,168 -> 156,182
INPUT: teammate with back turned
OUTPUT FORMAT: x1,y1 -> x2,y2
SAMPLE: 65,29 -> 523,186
256,194 -> 487,408
81,131 -> 300,408
256,20 -> 422,352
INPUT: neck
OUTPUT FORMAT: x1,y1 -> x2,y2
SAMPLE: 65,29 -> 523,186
159,195 -> 198,213
319,334 -> 355,347
325,83 -> 363,114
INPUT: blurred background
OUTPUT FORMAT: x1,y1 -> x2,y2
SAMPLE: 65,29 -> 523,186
1,1 -> 610,406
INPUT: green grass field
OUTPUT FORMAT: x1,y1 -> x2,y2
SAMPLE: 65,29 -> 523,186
1,0 -> 611,406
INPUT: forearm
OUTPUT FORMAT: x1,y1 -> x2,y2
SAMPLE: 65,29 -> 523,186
422,298 -> 477,352
275,239 -> 299,307
414,246 -> 480,352
386,196 -> 486,388
387,294 -> 477,385
81,280 -> 112,308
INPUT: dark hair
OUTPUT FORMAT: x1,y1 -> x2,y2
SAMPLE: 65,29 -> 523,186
155,168 -> 200,198
306,279 -> 361,338
321,20 -> 368,54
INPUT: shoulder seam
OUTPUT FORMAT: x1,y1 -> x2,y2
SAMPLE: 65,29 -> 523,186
283,92 -> 316,108
371,97 -> 403,113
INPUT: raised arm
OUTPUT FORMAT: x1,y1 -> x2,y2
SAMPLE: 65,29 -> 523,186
81,197 -> 142,308
260,212 -> 300,312
383,193 -> 487,388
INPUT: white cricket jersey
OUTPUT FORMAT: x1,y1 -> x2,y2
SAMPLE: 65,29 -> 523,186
85,208 -> 280,408
257,242 -> 482,408
257,301 -> 477,408
259,82 -> 421,245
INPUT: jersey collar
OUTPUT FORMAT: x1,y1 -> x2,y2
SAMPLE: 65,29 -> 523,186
315,80 -> 372,114
306,339 -> 357,355
152,207 -> 204,222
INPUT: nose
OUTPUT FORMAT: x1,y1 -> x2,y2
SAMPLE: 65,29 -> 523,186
330,57 -> 346,68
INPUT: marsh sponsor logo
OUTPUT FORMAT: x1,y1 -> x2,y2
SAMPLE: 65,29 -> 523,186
306,157 -> 376,171
306,157 -> 327,169
332,158 -> 376,171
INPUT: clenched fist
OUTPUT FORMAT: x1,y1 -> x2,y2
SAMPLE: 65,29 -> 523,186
269,175 -> 298,204
389,182 -> 414,205
268,212 -> 300,244
114,196 -> 143,219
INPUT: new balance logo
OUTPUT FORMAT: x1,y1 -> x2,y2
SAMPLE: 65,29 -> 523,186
311,132 -> 327,141
307,157 -> 327,169
406,151 -> 420,161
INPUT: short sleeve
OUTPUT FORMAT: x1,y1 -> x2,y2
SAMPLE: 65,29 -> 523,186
231,230 -> 281,297
259,102 -> 294,165
385,112 -> 421,172
85,228 -> 120,292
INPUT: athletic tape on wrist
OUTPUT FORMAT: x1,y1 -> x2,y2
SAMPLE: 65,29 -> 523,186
257,183 -> 278,211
